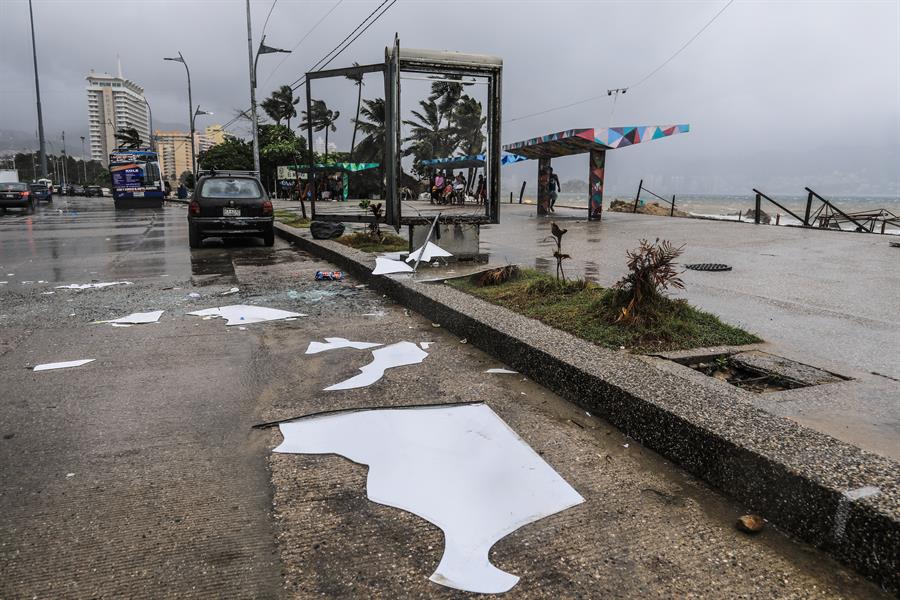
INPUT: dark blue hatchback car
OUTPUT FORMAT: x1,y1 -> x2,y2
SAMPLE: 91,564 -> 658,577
29,183 -> 52,202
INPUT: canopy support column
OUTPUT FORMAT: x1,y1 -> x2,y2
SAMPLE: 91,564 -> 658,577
537,157 -> 551,216
589,148 -> 605,221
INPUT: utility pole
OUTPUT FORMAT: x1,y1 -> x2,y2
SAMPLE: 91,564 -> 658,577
28,0 -> 47,177
144,97 -> 154,152
61,131 -> 67,186
80,136 -> 88,183
163,52 -> 195,181
245,0 -> 260,175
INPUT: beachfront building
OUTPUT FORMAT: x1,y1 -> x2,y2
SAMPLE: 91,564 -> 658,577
85,69 -> 150,167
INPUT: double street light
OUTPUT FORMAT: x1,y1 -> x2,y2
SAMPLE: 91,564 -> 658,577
192,106 -> 213,173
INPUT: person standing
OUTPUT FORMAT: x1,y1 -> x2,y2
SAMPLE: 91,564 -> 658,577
548,166 -> 561,212
475,173 -> 486,204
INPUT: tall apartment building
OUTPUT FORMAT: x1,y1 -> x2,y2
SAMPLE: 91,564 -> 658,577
155,125 -> 226,184
85,69 -> 149,166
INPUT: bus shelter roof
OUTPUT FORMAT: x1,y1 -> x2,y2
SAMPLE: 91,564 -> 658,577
502,124 -> 689,159
421,154 -> 528,168
286,162 -> 380,172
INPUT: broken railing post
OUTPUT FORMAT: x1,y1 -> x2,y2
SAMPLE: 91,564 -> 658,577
804,190 -> 813,227
670,195 -> 675,217
633,179 -> 643,213
509,191 -> 513,204
518,180 -> 526,204
755,192 -> 762,224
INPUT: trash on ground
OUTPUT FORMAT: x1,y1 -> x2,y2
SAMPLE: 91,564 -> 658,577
33,359 -> 95,372
273,403 -> 584,593
41,291 -> 55,295
373,257 -> 414,275
420,342 -> 434,349
288,289 -> 339,302
55,281 -> 133,290
325,341 -> 428,391
431,323 -> 441,328
315,270 -> 343,281
406,241 -> 453,264
459,338 -> 467,344
188,304 -> 305,326
736,514 -> 765,534
380,251 -> 405,261
220,287 -> 240,295
485,368 -> 517,374
187,292 -> 201,299
305,337 -> 382,355
98,310 -> 164,325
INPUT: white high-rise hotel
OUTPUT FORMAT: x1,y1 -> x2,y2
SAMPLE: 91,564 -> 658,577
85,67 -> 149,166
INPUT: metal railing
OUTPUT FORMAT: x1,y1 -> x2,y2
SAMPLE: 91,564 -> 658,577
752,187 -> 899,234
633,179 -> 677,216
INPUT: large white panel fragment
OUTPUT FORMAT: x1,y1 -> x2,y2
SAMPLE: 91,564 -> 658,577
188,304 -> 305,326
372,257 -> 414,275
55,281 -> 133,290
406,241 -> 453,263
305,337 -> 382,355
34,359 -> 95,371
274,403 -> 583,593
324,341 -> 427,391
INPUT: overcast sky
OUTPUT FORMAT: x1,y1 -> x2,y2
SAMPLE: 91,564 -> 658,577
1,0 -> 898,195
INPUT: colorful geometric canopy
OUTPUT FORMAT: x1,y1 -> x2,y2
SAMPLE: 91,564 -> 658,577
502,124 -> 689,159
285,162 -> 380,172
421,154 -> 528,168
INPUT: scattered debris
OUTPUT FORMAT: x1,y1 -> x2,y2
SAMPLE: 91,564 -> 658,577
273,403 -> 584,594
406,241 -> 452,264
419,342 -> 434,349
288,289 -> 339,302
325,341 -> 428,391
485,368 -> 517,374
431,323 -> 441,328
187,292 -> 201,299
66,473 -> 75,478
98,310 -> 164,325
220,287 -> 240,296
459,338 -> 467,344
41,291 -> 55,295
736,514 -> 765,534
305,338 -> 382,355
474,265 -> 519,287
55,281 -> 133,290
380,251 -> 405,261
315,270 -> 343,281
188,305 -> 305,326
373,257 -> 414,275
33,359 -> 95,372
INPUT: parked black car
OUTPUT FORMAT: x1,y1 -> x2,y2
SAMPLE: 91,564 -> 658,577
29,183 -> 53,202
84,185 -> 102,197
188,171 -> 274,248
72,185 -> 85,196
0,182 -> 36,213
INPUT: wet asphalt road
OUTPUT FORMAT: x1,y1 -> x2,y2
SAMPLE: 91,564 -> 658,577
0,198 -> 891,598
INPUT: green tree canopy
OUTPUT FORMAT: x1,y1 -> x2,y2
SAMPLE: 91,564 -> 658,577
351,97 -> 385,163
197,135 -> 253,171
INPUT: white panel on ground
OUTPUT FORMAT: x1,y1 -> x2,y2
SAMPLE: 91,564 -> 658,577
324,341 -> 428,391
34,359 -> 95,371
406,241 -> 453,263
274,403 -> 584,594
305,337 -> 382,355
188,304 -> 305,326
485,368 -> 517,374
55,281 -> 133,290
372,257 -> 414,275
101,310 -> 164,325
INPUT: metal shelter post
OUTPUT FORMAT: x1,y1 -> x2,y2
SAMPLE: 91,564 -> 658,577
537,157 -> 551,216
589,148 -> 605,221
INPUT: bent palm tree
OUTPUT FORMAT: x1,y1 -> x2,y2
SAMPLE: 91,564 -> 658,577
403,99 -> 458,176
299,99 -> 340,162
261,85 -> 299,128
352,98 -> 385,163
114,127 -> 143,150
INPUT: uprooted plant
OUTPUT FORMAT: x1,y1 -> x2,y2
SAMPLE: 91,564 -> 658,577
473,265 -> 520,287
550,222 -> 570,281
612,238 -> 685,323
367,202 -> 383,239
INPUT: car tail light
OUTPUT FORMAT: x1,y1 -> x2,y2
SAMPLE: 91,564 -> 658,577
189,200 -> 200,215
21,191 -> 30,197
261,200 -> 273,215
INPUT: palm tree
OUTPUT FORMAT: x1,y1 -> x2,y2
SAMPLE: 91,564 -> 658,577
451,95 -> 486,190
352,98 -> 385,163
345,63 -> 364,163
261,85 -> 299,129
299,99 -> 340,162
403,99 -> 458,175
114,127 -> 143,149
428,77 -> 465,129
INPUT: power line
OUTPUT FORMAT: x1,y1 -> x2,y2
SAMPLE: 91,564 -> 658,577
505,0 -> 735,124
261,0 -> 345,88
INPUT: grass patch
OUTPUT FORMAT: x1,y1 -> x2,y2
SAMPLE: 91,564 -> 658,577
274,210 -> 310,228
448,268 -> 761,353
337,231 -> 408,253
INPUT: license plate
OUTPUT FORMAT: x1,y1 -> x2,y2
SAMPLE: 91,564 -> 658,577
133,191 -> 144,197
222,207 -> 241,216
3,194 -> 14,199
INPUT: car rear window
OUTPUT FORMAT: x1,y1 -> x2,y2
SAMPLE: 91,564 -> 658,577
0,183 -> 27,191
30,184 -> 48,191
200,178 -> 262,199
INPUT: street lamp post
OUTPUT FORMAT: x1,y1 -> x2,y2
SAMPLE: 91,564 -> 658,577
80,136 -> 88,183
245,0 -> 290,175
27,0 -> 47,177
191,106 -> 213,173
144,97 -> 154,153
163,52 -> 195,181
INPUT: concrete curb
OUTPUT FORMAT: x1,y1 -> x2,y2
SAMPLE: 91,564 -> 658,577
275,222 -> 900,593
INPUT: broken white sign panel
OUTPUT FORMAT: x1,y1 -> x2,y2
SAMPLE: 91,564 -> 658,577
55,281 -> 133,290
274,403 -> 584,594
406,241 -> 452,264
372,257 -> 414,276
324,341 -> 427,391
188,304 -> 305,326
305,337 -> 382,355
34,359 -> 95,371
99,310 -> 164,325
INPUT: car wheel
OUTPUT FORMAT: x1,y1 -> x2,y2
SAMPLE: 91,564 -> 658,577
263,225 -> 275,247
189,224 -> 202,249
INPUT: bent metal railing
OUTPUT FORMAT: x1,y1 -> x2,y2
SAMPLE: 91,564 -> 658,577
752,187 -> 898,234
633,179 -> 677,216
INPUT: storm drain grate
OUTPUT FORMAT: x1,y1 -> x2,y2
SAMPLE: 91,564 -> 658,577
685,263 -> 732,272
